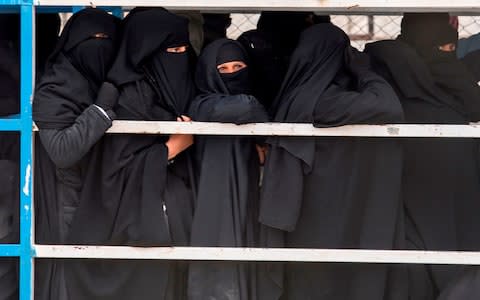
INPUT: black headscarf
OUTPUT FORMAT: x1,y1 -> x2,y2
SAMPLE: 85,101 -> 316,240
398,13 -> 480,121
108,7 -> 194,117
196,39 -> 251,95
33,8 -> 119,129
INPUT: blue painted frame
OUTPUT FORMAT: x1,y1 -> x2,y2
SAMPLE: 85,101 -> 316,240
19,5 -> 34,300
0,3 -> 34,300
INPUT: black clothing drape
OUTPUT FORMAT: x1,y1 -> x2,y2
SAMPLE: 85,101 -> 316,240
65,8 -> 196,300
366,39 -> 480,300
260,24 -> 406,300
188,38 -> 269,300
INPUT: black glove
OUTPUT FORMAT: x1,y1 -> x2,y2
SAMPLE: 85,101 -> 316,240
344,46 -> 371,76
95,82 -> 119,113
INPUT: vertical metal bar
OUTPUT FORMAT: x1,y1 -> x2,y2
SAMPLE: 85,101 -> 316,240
19,4 -> 34,300
368,15 -> 374,39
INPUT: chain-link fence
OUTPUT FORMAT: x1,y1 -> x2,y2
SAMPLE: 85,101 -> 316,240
227,14 -> 480,50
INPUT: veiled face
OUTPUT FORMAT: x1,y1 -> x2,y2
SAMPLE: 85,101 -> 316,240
216,60 -> 247,74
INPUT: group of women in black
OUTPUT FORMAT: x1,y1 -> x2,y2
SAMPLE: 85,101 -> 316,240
6,6 -> 476,300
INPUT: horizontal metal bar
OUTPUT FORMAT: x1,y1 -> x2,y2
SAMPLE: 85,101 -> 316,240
0,244 -> 21,257
33,0 -> 480,13
33,245 -> 480,265
0,119 -> 23,131
0,2 -> 24,6
34,121 -> 480,138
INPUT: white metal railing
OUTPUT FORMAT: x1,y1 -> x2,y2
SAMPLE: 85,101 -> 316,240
34,0 -> 480,13
33,121 -> 480,137
33,245 -> 480,265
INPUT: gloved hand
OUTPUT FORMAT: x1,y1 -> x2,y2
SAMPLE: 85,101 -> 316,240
95,82 -> 119,114
344,46 -> 371,76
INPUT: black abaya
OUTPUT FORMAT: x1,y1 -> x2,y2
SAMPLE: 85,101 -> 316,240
366,35 -> 480,299
65,8 -> 196,300
259,24 -> 407,300
187,39 -> 269,300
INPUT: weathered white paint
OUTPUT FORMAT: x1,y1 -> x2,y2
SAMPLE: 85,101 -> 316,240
23,164 -> 31,196
34,0 -> 480,13
34,245 -> 480,265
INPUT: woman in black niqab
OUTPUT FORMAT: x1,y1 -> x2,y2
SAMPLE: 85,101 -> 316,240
365,13 -> 480,300
260,24 -> 407,300
188,39 -> 268,300
65,8 -> 196,300
32,8 -> 120,300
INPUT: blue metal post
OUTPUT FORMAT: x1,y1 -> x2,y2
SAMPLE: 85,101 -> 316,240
19,4 -> 34,300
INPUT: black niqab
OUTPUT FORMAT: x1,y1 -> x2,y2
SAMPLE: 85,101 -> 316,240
217,43 -> 251,95
108,8 -> 193,117
260,24 -> 406,300
398,13 -> 480,121
33,8 -> 119,129
188,38 -> 268,300
399,13 -> 458,60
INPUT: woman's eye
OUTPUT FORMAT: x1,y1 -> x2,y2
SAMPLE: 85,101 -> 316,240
166,46 -> 188,53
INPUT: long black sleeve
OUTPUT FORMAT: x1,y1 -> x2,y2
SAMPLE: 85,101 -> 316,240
314,71 -> 404,127
190,94 -> 269,124
39,105 -> 112,169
